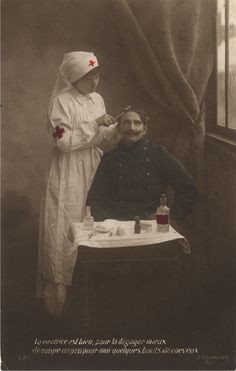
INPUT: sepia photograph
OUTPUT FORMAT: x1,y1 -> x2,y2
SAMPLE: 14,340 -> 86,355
1,0 -> 236,370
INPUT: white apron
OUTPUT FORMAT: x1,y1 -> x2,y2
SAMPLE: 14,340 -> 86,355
37,88 -> 116,316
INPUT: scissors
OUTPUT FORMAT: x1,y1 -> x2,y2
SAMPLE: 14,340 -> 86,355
113,105 -> 131,122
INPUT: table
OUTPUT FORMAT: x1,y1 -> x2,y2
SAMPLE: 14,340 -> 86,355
67,220 -> 190,333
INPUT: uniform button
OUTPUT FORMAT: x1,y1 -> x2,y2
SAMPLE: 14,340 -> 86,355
143,147 -> 148,151
146,172 -> 150,176
145,212 -> 149,216
121,187 -> 125,191
119,175 -> 124,179
119,200 -> 124,204
119,163 -> 123,166
146,158 -> 150,162
121,151 -> 125,155
147,185 -> 151,189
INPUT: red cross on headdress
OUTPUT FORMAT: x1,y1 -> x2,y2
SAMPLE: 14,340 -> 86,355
88,60 -> 95,67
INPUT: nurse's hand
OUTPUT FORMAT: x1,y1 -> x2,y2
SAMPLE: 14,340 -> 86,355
96,114 -> 114,127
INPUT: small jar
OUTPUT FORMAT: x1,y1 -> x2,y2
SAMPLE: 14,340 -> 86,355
134,216 -> 141,234
83,206 -> 94,229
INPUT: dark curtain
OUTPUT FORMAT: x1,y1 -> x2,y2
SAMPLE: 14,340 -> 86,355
112,0 -> 214,147
112,0 -> 215,280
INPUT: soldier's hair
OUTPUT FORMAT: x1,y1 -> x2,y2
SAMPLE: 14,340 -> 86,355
118,106 -> 150,126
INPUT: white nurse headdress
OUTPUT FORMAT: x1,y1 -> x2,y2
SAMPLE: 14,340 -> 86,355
60,51 -> 99,83
49,51 -> 99,106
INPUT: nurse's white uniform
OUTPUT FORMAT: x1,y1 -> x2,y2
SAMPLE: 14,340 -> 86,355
37,86 -> 117,317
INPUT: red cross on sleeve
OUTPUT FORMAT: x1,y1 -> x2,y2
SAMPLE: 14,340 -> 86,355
53,126 -> 65,139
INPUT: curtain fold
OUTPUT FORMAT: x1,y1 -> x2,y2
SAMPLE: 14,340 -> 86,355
112,0 -> 214,129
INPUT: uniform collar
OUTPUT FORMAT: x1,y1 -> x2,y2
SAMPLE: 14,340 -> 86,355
118,138 -> 148,152
71,88 -> 96,105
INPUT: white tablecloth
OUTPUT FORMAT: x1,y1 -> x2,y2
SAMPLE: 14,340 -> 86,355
69,220 -> 191,254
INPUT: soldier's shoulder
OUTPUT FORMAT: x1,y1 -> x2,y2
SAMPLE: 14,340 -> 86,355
145,140 -> 166,152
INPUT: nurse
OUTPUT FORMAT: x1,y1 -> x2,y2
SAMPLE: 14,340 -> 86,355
37,51 -> 118,317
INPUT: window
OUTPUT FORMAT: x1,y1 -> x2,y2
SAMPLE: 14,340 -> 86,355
216,0 -> 236,138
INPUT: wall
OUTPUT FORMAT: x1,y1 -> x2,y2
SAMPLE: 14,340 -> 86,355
206,139 -> 236,274
2,0 -> 134,214
3,0 -> 189,217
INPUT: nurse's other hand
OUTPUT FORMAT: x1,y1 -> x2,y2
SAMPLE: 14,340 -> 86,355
96,114 -> 114,127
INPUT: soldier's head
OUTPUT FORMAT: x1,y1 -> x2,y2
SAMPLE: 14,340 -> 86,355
118,107 -> 149,146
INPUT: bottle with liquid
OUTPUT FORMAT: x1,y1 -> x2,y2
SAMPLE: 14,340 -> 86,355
156,194 -> 170,232
83,206 -> 94,229
134,216 -> 141,234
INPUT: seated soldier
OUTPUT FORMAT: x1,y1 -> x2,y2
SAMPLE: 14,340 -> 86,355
87,107 -> 198,226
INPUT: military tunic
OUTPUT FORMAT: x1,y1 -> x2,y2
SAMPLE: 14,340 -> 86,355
87,139 -> 198,223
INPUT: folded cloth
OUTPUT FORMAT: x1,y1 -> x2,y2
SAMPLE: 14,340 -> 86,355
94,219 -> 118,232
69,220 -> 191,254
69,219 -> 118,243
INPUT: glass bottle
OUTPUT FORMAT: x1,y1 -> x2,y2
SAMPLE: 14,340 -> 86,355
83,206 -> 94,229
156,194 -> 170,232
134,216 -> 141,234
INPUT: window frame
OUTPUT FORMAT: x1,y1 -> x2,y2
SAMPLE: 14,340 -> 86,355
206,0 -> 236,143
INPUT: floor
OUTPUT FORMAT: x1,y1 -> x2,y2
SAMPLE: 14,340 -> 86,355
2,259 -> 235,371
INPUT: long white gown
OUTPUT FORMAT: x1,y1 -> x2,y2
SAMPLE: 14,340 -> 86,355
37,87 -> 117,316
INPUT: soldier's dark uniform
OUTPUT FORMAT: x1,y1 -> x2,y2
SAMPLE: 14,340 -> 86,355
87,139 -> 198,224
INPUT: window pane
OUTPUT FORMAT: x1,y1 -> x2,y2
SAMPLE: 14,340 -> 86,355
228,0 -> 236,130
217,0 -> 226,126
